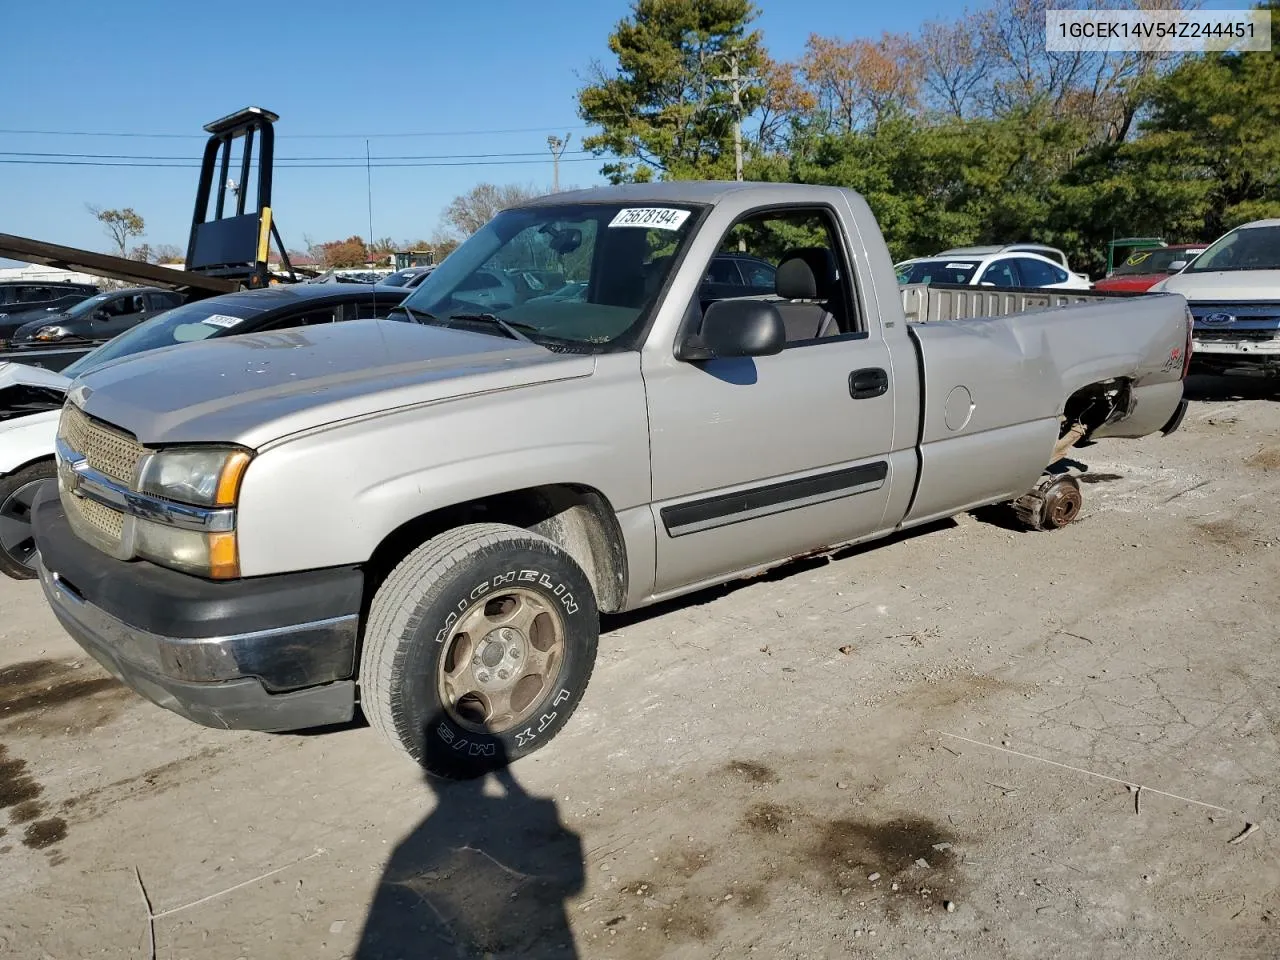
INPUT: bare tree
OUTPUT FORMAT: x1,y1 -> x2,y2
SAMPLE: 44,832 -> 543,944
152,243 -> 185,264
755,55 -> 816,152
87,205 -> 145,257
800,31 -> 922,133
440,183 -> 545,239
981,0 -> 1184,141
917,14 -> 995,120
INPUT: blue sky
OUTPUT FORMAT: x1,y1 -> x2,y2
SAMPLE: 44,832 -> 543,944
0,0 -> 966,255
0,0 -> 1250,256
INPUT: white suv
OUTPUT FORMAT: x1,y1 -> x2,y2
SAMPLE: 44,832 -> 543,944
895,251 -> 1093,290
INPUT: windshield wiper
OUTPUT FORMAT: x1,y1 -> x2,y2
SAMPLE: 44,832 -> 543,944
388,303 -> 438,324
447,312 -> 538,343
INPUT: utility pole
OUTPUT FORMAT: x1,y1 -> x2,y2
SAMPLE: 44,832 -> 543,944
728,53 -> 743,182
547,133 -> 571,192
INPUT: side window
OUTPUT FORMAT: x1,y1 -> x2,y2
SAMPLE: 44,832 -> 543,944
707,207 -> 862,344
353,298 -> 402,320
705,258 -> 742,285
456,272 -> 502,292
259,307 -> 340,331
741,260 -> 776,287
105,297 -> 132,316
1016,258 -> 1059,287
979,259 -> 1020,287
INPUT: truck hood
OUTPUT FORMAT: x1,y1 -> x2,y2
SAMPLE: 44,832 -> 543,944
0,361 -> 72,393
1154,270 -> 1280,300
70,319 -> 595,448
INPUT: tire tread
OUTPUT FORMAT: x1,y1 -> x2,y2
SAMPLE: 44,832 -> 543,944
360,523 -> 584,765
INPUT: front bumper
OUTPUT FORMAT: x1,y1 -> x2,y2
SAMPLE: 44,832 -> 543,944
1191,338 -> 1280,370
32,485 -> 361,732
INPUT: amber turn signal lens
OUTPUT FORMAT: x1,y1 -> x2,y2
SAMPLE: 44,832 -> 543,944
215,451 -> 252,507
207,532 -> 240,579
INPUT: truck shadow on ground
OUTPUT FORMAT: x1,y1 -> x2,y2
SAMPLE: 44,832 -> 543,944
354,721 -> 584,959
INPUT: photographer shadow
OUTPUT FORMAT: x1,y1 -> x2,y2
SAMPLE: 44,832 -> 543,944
354,720 -> 584,959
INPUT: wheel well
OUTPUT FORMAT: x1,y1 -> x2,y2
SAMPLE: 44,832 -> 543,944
363,484 -> 629,613
2,455 -> 55,482
1062,378 -> 1132,439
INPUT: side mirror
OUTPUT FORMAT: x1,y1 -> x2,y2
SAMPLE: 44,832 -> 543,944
1167,260 -> 1188,272
93,308 -> 110,321
679,299 -> 785,361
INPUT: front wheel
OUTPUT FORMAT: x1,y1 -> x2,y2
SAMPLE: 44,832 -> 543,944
0,460 -> 55,580
359,523 -> 599,778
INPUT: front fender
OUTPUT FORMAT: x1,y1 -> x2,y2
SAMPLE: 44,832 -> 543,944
0,410 -> 59,475
234,354 -> 651,577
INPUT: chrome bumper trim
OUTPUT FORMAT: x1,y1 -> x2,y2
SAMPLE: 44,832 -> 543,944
39,561 -> 359,692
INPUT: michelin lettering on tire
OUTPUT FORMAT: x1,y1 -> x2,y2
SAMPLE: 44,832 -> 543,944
360,522 -> 600,777
434,568 -> 580,644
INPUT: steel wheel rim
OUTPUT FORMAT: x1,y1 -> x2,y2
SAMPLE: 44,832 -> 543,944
436,587 -> 566,734
0,479 -> 43,570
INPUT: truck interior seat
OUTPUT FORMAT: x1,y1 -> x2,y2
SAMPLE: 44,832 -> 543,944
774,248 -> 845,341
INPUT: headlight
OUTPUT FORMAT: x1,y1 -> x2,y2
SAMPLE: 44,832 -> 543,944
134,521 -> 240,579
132,447 -> 251,579
33,325 -> 70,341
137,447 -> 251,507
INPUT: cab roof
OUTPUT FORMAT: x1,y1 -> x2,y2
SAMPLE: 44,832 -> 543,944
519,180 -> 853,207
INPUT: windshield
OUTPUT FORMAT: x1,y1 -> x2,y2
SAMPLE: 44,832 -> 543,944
62,293 -> 113,319
1113,248 -> 1200,275
1188,225 -> 1280,273
61,298 -> 267,379
896,259 -> 979,285
399,202 -> 702,349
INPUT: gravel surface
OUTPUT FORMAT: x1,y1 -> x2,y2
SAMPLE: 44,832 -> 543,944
2,376 -> 1279,959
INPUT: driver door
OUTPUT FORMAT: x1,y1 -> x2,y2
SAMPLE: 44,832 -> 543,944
643,205 -> 897,595
92,295 -> 147,338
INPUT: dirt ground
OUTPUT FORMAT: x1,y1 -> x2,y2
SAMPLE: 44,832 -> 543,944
3,375 -> 1280,960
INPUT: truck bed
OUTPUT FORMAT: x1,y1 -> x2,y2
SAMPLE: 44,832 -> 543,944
900,282 -> 1126,323
899,290 -> 1190,527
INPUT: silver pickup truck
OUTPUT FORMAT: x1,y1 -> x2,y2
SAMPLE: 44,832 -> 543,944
31,182 -> 1192,776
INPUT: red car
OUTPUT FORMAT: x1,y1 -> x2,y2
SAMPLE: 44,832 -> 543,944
1094,244 -> 1207,292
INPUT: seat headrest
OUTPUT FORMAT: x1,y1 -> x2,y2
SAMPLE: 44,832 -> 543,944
775,247 -> 837,300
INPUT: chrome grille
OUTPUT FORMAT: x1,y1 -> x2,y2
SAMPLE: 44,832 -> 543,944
64,490 -> 125,543
58,404 -> 144,485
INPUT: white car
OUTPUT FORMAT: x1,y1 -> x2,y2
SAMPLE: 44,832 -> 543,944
895,251 -> 1093,290
938,243 -> 1072,268
0,362 -> 67,578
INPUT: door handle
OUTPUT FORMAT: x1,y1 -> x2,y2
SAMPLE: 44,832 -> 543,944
849,367 -> 888,399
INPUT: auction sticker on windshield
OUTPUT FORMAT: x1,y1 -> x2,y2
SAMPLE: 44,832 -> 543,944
609,208 -> 691,230
201,314 -> 245,329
